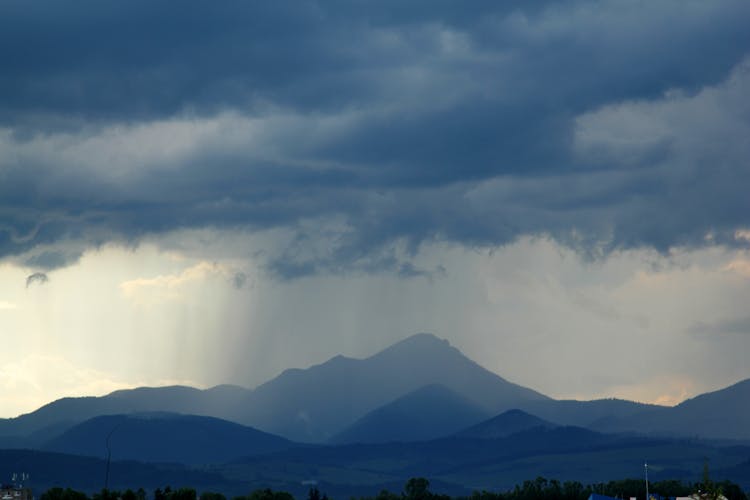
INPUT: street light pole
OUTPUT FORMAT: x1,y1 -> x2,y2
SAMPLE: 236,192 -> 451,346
104,422 -> 123,492
645,462 -> 649,500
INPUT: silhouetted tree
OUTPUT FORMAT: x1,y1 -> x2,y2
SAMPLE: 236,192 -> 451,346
404,478 -> 431,500
93,489 -> 120,500
171,488 -> 197,500
376,489 -> 401,500
561,481 -> 585,500
122,489 -> 138,500
239,488 -> 294,500
200,493 -> 226,500
155,487 -> 173,500
468,490 -> 505,500
713,480 -> 748,500
41,488 -> 90,500
651,480 -> 692,498
308,488 -> 328,500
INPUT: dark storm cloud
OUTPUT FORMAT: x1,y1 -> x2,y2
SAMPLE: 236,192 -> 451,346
1,0 -> 749,275
23,250 -> 81,270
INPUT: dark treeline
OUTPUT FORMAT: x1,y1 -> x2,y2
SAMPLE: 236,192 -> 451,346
354,477 -> 748,500
459,477 -> 748,500
37,476 -> 749,500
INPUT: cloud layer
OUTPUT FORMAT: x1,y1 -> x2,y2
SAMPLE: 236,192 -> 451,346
1,1 -> 749,277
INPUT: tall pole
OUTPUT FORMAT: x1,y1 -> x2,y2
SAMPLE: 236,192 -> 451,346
104,430 -> 113,492
104,423 -> 122,492
645,462 -> 649,500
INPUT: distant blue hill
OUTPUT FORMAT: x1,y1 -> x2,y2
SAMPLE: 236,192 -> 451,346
0,384 -> 251,446
590,378 -> 750,440
329,384 -> 491,444
43,412 -> 295,465
456,408 -> 556,439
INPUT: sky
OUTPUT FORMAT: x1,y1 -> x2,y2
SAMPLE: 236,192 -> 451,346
1,0 -> 750,418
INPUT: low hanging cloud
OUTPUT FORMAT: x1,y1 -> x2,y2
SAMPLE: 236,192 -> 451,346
25,272 -> 49,288
1,0 -> 749,277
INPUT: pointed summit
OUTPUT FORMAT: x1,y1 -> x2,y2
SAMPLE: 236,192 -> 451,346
368,332 -> 457,362
378,332 -> 451,350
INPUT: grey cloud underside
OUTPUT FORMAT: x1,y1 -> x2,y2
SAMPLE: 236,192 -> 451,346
1,0 -> 750,275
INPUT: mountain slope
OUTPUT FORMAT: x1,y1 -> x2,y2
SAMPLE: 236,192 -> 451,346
0,385 -> 251,446
591,378 -> 750,440
667,378 -> 750,439
518,397 -> 663,428
236,333 -> 550,442
330,384 -> 491,444
456,409 -> 556,439
43,412 -> 294,465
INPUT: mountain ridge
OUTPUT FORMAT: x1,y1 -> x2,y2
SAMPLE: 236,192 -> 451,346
43,412 -> 295,464
590,377 -> 750,440
1,333 -> 748,445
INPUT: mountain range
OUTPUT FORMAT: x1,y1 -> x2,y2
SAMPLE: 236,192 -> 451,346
2,333 -> 748,445
1,333 -> 554,444
0,332 -> 749,494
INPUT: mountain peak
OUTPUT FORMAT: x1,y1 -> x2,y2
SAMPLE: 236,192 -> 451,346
395,332 -> 450,348
369,332 -> 456,361
404,332 -> 449,344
